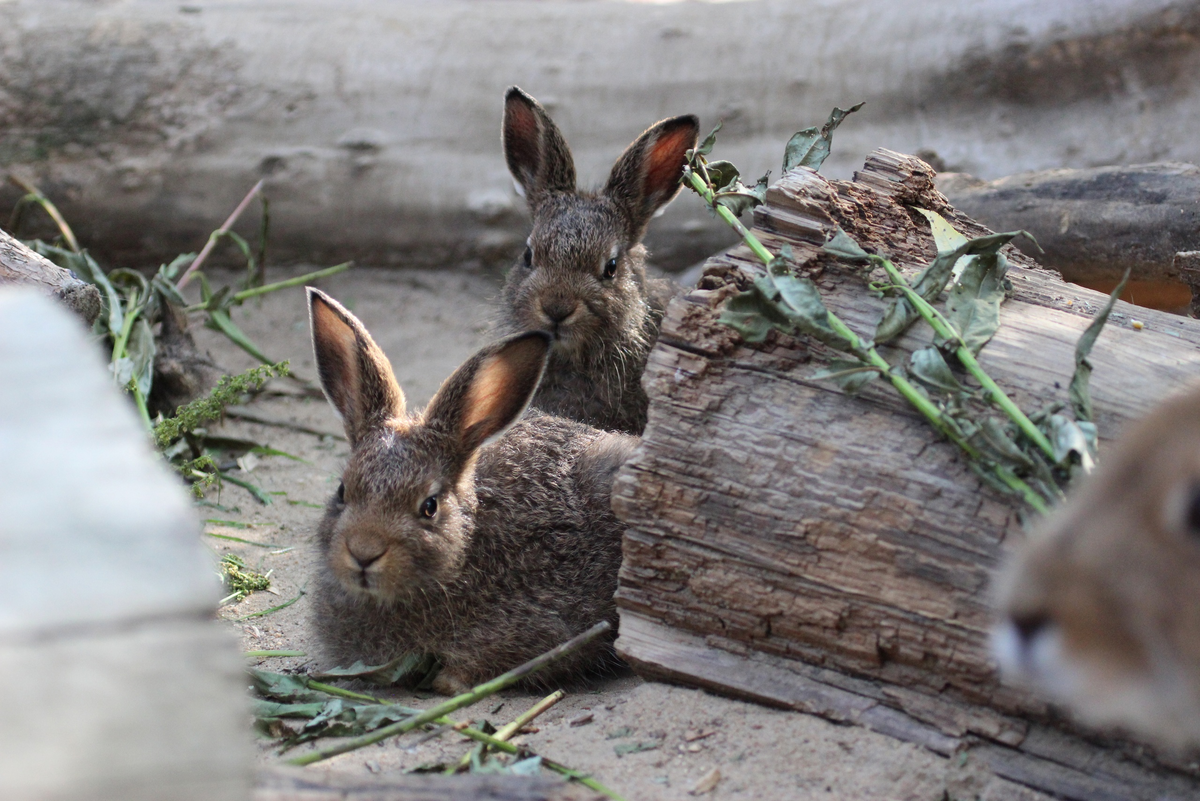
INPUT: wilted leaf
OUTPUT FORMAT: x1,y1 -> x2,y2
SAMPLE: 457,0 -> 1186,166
715,171 -> 769,218
127,316 -> 157,398
313,653 -> 436,686
943,251 -> 1010,355
1043,413 -> 1096,473
914,208 -> 969,255
971,418 -> 1035,472
508,756 -> 544,776
908,347 -> 965,394
705,160 -> 741,191
248,668 -> 328,703
690,121 -> 722,160
811,359 -> 879,394
783,102 -> 864,173
1069,271 -> 1128,423
206,308 -> 274,364
821,228 -> 873,263
718,279 -> 793,343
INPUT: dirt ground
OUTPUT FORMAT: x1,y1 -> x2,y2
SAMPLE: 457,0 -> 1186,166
192,264 -> 1048,801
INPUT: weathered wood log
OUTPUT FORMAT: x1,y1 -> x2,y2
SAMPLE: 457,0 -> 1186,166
940,164 -> 1200,313
255,769 -> 600,801
613,150 -> 1200,800
0,288 -> 251,801
0,227 -> 100,324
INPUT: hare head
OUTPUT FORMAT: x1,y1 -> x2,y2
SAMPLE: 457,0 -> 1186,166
993,388 -> 1200,746
499,86 -> 698,364
308,287 -> 550,605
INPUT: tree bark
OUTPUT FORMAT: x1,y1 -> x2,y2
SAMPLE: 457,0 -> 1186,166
612,150 -> 1200,800
940,164 -> 1200,313
0,228 -> 100,325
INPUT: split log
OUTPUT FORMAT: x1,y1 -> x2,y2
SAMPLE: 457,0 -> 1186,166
612,150 -> 1200,800
255,769 -> 600,801
940,164 -> 1200,313
0,227 -> 100,324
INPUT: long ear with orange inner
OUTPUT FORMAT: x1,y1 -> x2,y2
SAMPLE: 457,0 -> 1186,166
503,86 -> 577,206
424,331 -> 551,456
605,114 -> 700,239
308,287 -> 406,446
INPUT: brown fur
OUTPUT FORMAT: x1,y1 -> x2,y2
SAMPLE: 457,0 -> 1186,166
995,386 -> 1200,746
497,86 -> 698,435
307,288 -> 637,693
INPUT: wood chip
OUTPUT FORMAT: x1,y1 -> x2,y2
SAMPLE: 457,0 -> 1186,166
689,768 -> 721,795
569,712 -> 595,727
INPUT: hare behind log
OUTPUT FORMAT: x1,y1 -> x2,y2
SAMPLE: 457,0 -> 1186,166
496,87 -> 699,435
306,288 -> 637,694
993,387 -> 1200,747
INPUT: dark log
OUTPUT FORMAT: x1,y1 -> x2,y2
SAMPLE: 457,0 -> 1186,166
612,150 -> 1200,800
939,164 -> 1200,313
254,768 -> 600,801
0,228 -> 100,325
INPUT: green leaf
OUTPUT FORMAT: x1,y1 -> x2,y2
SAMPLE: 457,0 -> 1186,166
206,308 -> 274,364
249,668 -> 328,703
705,160 -> 740,191
943,251 -> 1010,355
690,121 -> 722,160
1069,270 -> 1128,423
718,278 -> 793,343
811,359 -> 879,394
822,228 -> 872,263
914,208 -> 969,255
313,653 -> 436,686
782,102 -> 864,173
908,347 -> 965,394
126,316 -> 157,398
714,171 -> 769,218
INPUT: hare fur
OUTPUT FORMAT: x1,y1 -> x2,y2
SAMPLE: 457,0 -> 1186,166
306,288 -> 637,694
496,86 -> 698,435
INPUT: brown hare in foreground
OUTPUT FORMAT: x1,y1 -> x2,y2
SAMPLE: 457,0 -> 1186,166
993,387 -> 1200,747
496,86 -> 699,435
307,288 -> 637,694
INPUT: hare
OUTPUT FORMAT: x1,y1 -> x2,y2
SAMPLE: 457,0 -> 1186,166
993,387 -> 1200,747
306,287 -> 638,694
496,86 -> 699,435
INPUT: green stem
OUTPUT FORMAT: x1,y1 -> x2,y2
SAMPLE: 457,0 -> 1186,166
231,262 -> 352,303
285,621 -> 610,766
456,726 -> 627,801
687,171 -> 774,265
875,260 -> 1057,462
131,384 -> 153,431
449,689 -> 564,774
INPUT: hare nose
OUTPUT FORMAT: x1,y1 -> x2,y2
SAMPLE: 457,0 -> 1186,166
347,543 -> 386,570
1012,612 -> 1050,645
541,298 -> 578,325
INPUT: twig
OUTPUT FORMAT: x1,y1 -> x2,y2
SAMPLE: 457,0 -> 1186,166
449,689 -> 564,773
223,406 -> 346,441
233,588 -> 305,621
286,621 -> 611,766
177,180 -> 265,288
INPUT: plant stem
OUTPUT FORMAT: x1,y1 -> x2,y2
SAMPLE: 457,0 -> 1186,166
8,175 -> 80,252
177,180 -> 265,289
232,588 -> 305,621
285,621 -> 610,766
232,262 -> 351,302
455,725 -> 627,801
687,171 -> 774,264
875,260 -> 1057,462
449,689 -> 565,773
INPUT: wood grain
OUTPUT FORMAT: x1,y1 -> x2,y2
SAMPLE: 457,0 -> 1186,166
613,151 -> 1200,800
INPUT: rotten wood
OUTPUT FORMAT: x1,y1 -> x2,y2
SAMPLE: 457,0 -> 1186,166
612,149 -> 1200,801
255,768 -> 602,801
939,163 -> 1200,313
0,227 -> 100,325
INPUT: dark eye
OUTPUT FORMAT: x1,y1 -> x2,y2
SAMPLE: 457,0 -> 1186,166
335,482 -> 345,504
1186,485 -> 1200,535
523,246 -> 533,268
603,257 -> 618,280
420,495 -> 438,519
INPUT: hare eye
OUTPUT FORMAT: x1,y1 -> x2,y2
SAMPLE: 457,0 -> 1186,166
335,482 -> 345,505
420,495 -> 439,519
603,257 -> 618,280
1185,485 -> 1200,536
523,246 -> 533,268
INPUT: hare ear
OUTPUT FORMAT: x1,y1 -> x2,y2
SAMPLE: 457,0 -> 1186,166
425,332 -> 551,456
604,114 -> 700,238
503,87 -> 577,205
308,288 -> 406,446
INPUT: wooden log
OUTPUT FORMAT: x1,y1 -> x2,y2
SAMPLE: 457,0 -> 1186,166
0,288 -> 251,801
612,150 -> 1200,800
940,164 -> 1200,313
0,227 -> 100,324
255,768 -> 601,801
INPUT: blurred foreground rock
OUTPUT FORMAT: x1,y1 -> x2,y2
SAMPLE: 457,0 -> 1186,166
0,289 -> 250,801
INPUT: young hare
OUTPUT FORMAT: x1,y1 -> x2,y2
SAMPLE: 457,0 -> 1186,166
306,288 -> 637,693
497,87 -> 699,435
994,387 -> 1200,747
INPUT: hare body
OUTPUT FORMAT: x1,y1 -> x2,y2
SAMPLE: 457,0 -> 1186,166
307,288 -> 637,693
993,387 -> 1200,747
497,87 -> 698,435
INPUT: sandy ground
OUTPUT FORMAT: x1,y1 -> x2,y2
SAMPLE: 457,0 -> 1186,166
191,264 -> 1048,801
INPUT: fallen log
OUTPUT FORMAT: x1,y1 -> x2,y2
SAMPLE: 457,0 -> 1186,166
939,164 -> 1200,314
613,150 -> 1200,800
0,227 -> 100,324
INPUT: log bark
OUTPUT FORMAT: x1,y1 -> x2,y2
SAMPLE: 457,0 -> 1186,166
0,228 -> 100,324
612,150 -> 1200,800
255,769 -> 600,801
940,163 -> 1200,313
